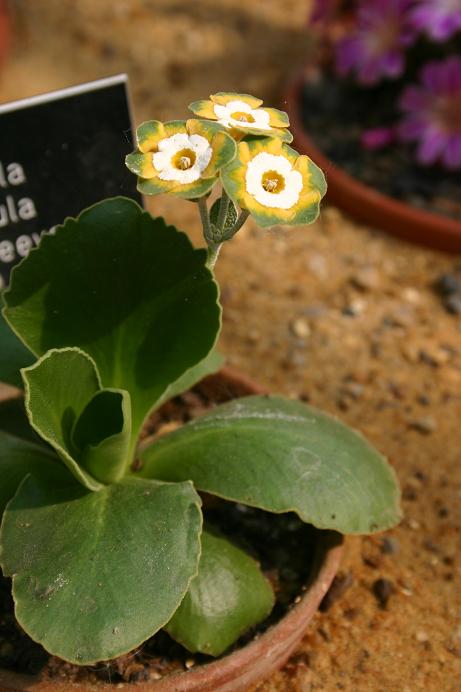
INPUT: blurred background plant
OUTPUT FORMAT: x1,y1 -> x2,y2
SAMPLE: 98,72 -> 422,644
308,0 -> 461,171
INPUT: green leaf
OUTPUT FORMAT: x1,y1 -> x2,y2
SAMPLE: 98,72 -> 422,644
0,476 -> 202,664
0,430 -> 62,516
157,349 -> 224,407
22,348 -> 105,491
0,397 -> 43,444
4,198 -> 221,454
138,396 -> 402,535
0,308 -> 33,388
165,528 -> 274,656
72,388 -> 132,484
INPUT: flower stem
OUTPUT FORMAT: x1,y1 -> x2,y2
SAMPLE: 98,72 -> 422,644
198,196 -> 212,240
206,243 -> 222,269
216,189 -> 230,232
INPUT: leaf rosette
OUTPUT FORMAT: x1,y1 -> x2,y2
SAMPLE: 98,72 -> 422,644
0,92 -> 402,669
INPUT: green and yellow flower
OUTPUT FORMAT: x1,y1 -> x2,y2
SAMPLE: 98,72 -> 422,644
125,119 -> 236,199
189,92 -> 292,142
221,138 -> 327,228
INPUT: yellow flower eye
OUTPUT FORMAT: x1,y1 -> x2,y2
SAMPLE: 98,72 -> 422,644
231,111 -> 256,124
172,149 -> 196,170
261,171 -> 285,193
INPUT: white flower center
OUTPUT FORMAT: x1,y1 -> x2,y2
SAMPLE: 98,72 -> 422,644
213,100 -> 272,131
152,133 -> 212,184
245,152 -> 303,209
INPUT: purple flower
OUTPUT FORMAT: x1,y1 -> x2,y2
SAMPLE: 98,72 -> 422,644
409,0 -> 461,42
398,57 -> 461,170
335,0 -> 416,85
361,127 -> 396,150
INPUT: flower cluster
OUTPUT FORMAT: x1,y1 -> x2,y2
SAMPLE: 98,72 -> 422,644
126,93 -> 326,266
309,0 -> 461,169
336,0 -> 416,86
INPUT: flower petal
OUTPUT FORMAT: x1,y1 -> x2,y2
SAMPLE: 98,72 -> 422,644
240,126 -> 293,142
125,152 -> 157,179
186,118 -> 224,139
168,176 -> 217,200
293,155 -> 327,198
264,108 -> 290,128
136,120 -> 165,153
137,176 -> 177,196
203,130 -> 237,177
210,92 -> 264,108
163,120 -> 188,138
188,100 -> 218,120
138,170 -> 216,199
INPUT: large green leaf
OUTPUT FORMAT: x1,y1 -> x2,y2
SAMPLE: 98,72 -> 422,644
0,308 -> 33,388
72,388 -> 132,484
158,349 -> 224,407
0,397 -> 42,444
0,430 -> 61,516
22,348 -> 105,491
0,476 -> 202,664
138,396 -> 402,534
3,197 -> 221,453
165,528 -> 274,656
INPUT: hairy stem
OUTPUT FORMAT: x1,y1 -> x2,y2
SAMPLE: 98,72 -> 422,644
206,243 -> 222,270
216,189 -> 230,233
198,197 -> 212,240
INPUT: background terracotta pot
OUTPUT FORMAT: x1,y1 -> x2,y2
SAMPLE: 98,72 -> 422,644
285,72 -> 461,254
0,367 -> 343,692
0,0 -> 10,72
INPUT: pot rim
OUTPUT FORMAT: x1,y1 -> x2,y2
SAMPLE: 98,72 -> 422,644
285,70 -> 461,253
0,367 -> 343,692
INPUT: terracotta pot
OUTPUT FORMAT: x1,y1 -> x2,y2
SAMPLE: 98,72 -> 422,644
285,72 -> 461,253
0,0 -> 10,71
0,367 -> 343,692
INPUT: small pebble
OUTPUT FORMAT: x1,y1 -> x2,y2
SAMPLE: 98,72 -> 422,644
372,578 -> 394,609
290,318 -> 310,339
402,287 -> 421,304
380,536 -> 400,555
434,273 -> 460,296
444,294 -> 461,315
185,659 -> 195,669
342,299 -> 366,317
351,266 -> 381,291
409,416 -> 437,434
415,631 -> 429,643
307,253 -> 327,278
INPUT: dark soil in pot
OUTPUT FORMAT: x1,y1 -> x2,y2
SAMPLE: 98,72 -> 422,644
0,370 -> 339,688
300,71 -> 461,223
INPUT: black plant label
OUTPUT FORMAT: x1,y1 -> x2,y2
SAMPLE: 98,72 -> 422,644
0,75 -> 141,286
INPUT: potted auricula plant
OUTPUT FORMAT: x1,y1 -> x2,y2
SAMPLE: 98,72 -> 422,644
0,92 -> 401,690
285,0 -> 461,252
